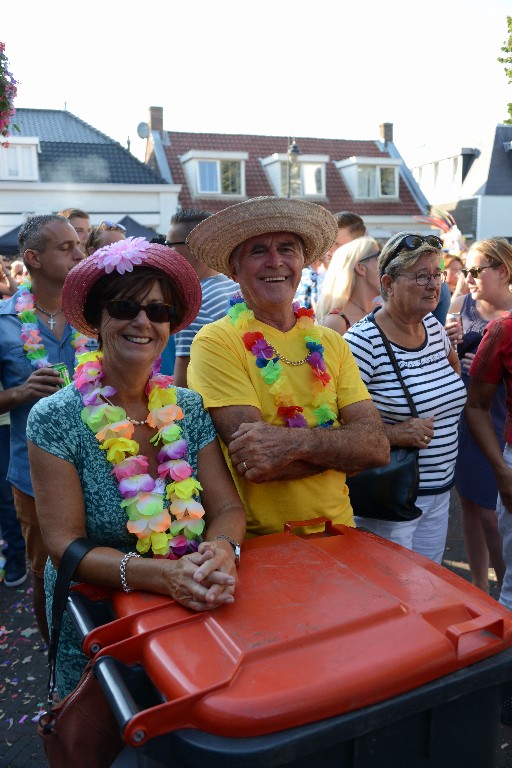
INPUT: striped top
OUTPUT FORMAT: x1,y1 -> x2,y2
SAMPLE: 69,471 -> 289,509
175,274 -> 239,357
344,311 -> 467,495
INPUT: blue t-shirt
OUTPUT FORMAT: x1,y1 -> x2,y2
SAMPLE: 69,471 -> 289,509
0,292 -> 96,495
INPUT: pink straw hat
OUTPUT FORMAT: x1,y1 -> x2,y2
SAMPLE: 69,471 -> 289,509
62,238 -> 202,337
186,196 -> 338,277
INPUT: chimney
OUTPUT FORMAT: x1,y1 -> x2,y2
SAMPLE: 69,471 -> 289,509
149,106 -> 163,132
379,122 -> 393,145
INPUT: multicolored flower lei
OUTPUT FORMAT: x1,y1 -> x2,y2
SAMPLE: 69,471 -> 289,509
15,282 -> 90,367
75,351 -> 206,558
228,297 -> 337,428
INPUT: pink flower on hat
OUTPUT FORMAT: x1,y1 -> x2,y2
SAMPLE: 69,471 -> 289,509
95,237 -> 151,274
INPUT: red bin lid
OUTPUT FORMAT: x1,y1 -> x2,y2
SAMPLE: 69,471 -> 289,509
93,527 -> 512,743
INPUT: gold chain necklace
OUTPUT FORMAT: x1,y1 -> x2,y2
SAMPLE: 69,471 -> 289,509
270,346 -> 312,366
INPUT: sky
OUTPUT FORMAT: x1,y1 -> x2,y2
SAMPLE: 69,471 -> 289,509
3,0 -> 511,167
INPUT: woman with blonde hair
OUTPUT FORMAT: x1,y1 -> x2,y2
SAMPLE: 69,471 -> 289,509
446,238 -> 512,593
315,236 -> 381,334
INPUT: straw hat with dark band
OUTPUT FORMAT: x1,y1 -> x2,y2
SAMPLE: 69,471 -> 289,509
186,197 -> 338,277
62,240 -> 202,337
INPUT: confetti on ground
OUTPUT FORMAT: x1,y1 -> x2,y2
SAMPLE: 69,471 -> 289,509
20,627 -> 39,638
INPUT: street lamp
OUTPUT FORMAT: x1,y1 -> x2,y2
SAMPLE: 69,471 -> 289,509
287,138 -> 300,198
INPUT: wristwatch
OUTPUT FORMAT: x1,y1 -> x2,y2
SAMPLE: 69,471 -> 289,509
214,534 -> 241,567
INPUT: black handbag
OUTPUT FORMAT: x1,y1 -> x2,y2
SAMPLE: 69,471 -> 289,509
346,314 -> 422,522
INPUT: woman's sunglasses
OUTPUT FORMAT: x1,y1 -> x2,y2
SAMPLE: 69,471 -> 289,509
359,251 -> 380,263
461,266 -> 493,279
381,234 -> 443,273
104,300 -> 176,323
99,221 -> 127,232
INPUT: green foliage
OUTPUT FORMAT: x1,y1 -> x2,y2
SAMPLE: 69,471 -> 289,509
498,16 -> 512,125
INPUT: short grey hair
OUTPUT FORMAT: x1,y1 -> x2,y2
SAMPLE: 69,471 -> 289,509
378,231 -> 442,301
18,214 -> 68,255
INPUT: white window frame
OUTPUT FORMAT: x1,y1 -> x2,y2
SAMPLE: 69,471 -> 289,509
0,136 -> 40,181
261,153 -> 328,197
335,156 -> 401,200
180,150 -> 247,197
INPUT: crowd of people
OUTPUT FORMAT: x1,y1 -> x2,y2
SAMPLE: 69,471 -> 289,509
1,199 -> 512,710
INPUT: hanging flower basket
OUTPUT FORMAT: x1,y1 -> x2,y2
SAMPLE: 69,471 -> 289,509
0,42 -> 19,147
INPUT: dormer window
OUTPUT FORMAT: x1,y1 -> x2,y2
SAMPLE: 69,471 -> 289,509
180,150 -> 247,197
0,136 -> 39,181
335,156 -> 401,200
261,153 -> 328,198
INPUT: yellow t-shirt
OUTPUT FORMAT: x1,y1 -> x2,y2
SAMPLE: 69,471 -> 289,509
188,316 -> 370,537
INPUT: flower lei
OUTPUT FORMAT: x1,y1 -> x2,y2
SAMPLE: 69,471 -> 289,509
0,42 -> 19,147
75,351 -> 206,558
15,282 -> 90,366
228,297 -> 337,428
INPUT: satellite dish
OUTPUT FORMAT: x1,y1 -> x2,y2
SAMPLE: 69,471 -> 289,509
137,122 -> 149,139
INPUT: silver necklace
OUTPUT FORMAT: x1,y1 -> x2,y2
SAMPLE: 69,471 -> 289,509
101,394 -> 148,426
348,298 -> 366,314
35,304 -> 64,331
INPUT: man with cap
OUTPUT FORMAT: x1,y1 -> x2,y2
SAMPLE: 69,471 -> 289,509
0,214 -> 86,641
187,197 -> 389,537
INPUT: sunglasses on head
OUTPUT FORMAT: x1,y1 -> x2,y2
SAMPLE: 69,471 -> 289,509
165,240 -> 187,248
100,221 -> 127,232
461,266 -> 493,279
104,300 -> 176,323
381,234 -> 443,273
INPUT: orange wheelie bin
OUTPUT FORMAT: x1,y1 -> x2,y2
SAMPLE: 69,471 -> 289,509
65,520 -> 512,767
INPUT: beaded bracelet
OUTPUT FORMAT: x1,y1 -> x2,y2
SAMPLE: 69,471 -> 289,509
120,551 -> 141,593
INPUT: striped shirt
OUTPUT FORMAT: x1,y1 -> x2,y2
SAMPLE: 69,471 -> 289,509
344,312 -> 467,495
175,274 -> 239,357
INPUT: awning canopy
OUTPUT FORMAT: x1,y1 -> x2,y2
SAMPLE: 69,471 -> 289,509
0,225 -> 22,256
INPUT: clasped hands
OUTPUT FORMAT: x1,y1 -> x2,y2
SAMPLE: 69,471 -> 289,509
172,540 -> 237,611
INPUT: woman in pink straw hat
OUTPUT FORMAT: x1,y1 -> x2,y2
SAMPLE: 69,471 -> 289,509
26,237 -> 246,699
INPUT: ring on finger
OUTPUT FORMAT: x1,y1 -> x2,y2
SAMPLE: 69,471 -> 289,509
423,435 -> 429,443
243,460 -> 249,471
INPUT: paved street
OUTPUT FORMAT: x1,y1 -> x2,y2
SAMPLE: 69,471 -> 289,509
1,490 -> 512,767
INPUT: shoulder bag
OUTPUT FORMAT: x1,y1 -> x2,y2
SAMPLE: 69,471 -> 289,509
38,537 -> 124,768
346,313 -> 422,522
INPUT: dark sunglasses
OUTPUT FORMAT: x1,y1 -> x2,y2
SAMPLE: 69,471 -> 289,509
99,221 -> 127,232
359,251 -> 380,263
104,300 -> 176,323
461,266 -> 493,279
98,221 -> 126,232
381,234 -> 443,273
164,240 -> 187,247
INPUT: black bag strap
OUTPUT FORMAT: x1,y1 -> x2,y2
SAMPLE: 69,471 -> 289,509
47,537 -> 95,701
368,310 -> 419,419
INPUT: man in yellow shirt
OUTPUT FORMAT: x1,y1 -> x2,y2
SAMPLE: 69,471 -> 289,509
187,197 -> 389,537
